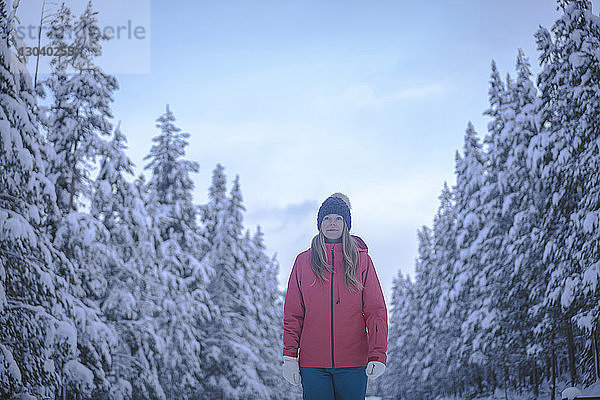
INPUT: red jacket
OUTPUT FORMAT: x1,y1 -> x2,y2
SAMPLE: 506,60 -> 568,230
283,235 -> 388,368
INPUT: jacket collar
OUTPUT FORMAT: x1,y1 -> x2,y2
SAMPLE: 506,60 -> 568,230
323,235 -> 369,253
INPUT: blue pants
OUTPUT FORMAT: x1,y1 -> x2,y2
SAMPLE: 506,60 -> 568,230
299,366 -> 367,400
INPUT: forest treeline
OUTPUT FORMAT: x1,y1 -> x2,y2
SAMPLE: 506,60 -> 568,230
374,1 -> 600,399
0,1 -> 298,399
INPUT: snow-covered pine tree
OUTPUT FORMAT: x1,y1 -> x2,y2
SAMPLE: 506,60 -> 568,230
40,0 -> 117,217
405,186 -> 456,399
41,3 -> 174,397
144,103 -> 211,285
428,182 -> 465,397
1,7 -> 73,397
507,48 -> 549,395
449,124 -> 488,376
39,2 -> 75,219
492,49 -> 545,395
244,226 -> 297,399
90,122 -> 166,399
43,18 -> 123,387
202,173 -> 272,399
143,105 -> 212,398
145,105 -> 200,241
472,61 -> 523,392
200,163 -> 227,244
91,123 -> 134,233
420,218 -> 447,397
569,1 -> 600,338
0,6 -> 110,398
200,164 -> 234,397
39,7 -> 121,358
532,0 -> 600,386
541,2 -> 600,384
45,1 -> 73,74
383,267 -> 425,400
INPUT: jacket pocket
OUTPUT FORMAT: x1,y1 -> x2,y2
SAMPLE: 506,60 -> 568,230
372,317 -> 385,348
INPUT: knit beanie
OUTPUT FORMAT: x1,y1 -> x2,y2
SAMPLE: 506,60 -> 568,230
317,193 -> 351,231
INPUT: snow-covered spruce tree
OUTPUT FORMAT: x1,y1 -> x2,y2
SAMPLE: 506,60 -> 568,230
375,269 -> 402,399
41,0 -> 117,219
418,210 -> 445,399
488,50 -> 544,395
143,104 -> 212,314
144,105 -> 203,245
200,163 -> 227,243
143,105 -> 213,398
41,4 -> 125,390
461,62 -> 523,395
45,1 -> 73,74
564,3 -> 600,380
443,124 -> 491,397
383,258 -> 427,400
505,50 -> 548,396
202,172 -> 272,399
243,226 -> 295,399
91,123 -> 135,239
1,6 -> 69,397
428,182 -> 465,398
398,185 -> 458,400
38,1 -> 73,94
0,6 -> 107,398
90,123 -> 166,399
532,0 -> 600,387
543,0 -> 600,386
39,1 -> 75,220
39,10 -> 124,382
469,65 -> 512,392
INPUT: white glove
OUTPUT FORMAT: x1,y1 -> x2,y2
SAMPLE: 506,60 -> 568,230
282,356 -> 301,386
366,361 -> 386,379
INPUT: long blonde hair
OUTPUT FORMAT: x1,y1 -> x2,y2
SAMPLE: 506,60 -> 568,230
310,223 -> 363,293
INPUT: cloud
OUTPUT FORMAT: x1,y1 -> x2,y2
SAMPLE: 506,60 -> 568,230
245,200 -> 319,287
313,83 -> 446,111
246,199 -> 318,233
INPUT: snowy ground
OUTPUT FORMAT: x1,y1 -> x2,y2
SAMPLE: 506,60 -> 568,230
469,380 -> 600,400
345,379 -> 600,400
392,379 -> 600,400
581,379 -> 600,397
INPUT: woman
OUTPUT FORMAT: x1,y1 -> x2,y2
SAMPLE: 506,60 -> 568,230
282,193 -> 388,400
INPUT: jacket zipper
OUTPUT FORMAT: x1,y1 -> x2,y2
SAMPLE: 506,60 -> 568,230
331,247 -> 335,368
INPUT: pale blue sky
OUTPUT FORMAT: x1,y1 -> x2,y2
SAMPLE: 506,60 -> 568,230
17,0 -> 600,305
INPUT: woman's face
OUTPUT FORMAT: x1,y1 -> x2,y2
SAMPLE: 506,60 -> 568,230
321,213 -> 344,240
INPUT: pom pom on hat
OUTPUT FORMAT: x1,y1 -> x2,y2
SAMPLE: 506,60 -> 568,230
331,192 -> 351,209
317,192 -> 352,231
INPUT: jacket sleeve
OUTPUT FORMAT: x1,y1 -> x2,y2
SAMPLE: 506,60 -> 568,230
283,255 -> 305,358
362,254 -> 388,365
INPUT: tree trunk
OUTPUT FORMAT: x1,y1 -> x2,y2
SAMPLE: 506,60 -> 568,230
34,0 -> 46,88
566,317 -> 578,385
518,365 -> 523,394
593,326 -> 600,382
69,173 -> 76,212
504,365 -> 509,400
552,343 -> 557,400
533,359 -> 539,398
545,355 -> 551,385
489,363 -> 497,391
